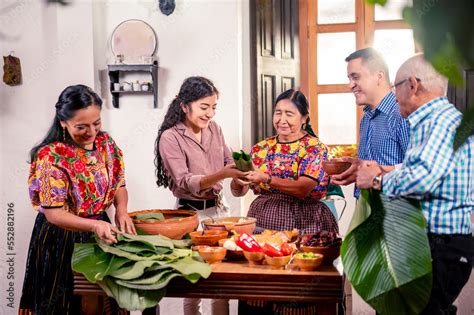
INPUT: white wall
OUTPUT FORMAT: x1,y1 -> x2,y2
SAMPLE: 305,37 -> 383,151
0,0 -> 250,313
0,1 -> 96,313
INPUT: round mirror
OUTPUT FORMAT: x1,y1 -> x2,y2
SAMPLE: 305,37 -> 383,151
111,19 -> 157,64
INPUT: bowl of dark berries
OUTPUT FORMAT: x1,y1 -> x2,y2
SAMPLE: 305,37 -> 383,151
300,231 -> 342,265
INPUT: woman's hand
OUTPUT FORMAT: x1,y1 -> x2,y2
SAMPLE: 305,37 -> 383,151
93,221 -> 121,245
115,210 -> 137,235
221,164 -> 250,179
244,170 -> 269,184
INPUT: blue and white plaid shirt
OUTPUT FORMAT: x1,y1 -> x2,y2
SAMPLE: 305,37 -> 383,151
383,97 -> 474,235
356,91 -> 410,197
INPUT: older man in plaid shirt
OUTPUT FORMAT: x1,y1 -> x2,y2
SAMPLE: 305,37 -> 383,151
357,54 -> 473,315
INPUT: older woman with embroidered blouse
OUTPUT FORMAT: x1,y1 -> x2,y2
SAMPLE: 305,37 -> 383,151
232,89 -> 338,235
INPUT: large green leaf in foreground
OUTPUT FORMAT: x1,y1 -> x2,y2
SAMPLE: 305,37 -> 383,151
341,190 -> 432,314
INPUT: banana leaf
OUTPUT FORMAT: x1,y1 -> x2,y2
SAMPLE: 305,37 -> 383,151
119,269 -> 174,285
117,233 -> 175,249
98,277 -> 167,310
72,233 -> 211,311
134,212 -> 165,221
341,189 -> 432,315
109,260 -> 161,280
117,272 -> 182,290
232,150 -> 254,171
71,243 -> 112,283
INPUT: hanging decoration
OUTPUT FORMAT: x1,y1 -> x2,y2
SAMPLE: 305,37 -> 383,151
3,52 -> 22,86
159,0 -> 175,16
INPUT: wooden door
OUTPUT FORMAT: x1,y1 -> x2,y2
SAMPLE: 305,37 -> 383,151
251,0 -> 300,143
448,69 -> 474,113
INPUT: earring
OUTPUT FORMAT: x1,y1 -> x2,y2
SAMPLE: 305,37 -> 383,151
62,127 -> 66,142
302,123 -> 307,130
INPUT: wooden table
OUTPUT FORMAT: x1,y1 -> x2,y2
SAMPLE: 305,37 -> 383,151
74,260 -> 344,314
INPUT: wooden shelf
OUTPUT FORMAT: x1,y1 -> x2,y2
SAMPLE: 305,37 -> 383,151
108,63 -> 158,108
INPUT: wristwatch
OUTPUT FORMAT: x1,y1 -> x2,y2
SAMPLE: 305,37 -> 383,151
265,174 -> 272,185
372,174 -> 383,191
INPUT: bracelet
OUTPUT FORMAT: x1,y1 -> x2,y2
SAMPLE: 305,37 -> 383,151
265,174 -> 272,185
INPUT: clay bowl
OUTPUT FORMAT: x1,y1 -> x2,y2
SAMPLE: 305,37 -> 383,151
129,209 -> 198,239
301,245 -> 341,265
264,254 -> 291,269
321,161 -> 352,176
218,238 -> 245,261
294,253 -> 324,271
192,245 -> 210,252
243,251 -> 265,266
202,217 -> 256,235
198,246 -> 227,264
189,230 -> 229,246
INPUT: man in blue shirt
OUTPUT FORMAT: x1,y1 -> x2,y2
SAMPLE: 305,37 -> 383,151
332,48 -> 410,197
357,54 -> 473,314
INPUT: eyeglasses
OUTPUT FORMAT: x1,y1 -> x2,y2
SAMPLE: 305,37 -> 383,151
391,77 -> 421,90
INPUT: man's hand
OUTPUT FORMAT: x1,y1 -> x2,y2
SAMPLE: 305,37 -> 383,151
356,160 -> 383,189
330,157 -> 360,185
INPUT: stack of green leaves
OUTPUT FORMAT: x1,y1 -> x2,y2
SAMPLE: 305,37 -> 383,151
232,150 -> 253,171
72,233 -> 211,311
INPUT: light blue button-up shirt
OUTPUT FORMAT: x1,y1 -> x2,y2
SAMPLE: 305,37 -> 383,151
356,91 -> 410,197
383,97 -> 474,234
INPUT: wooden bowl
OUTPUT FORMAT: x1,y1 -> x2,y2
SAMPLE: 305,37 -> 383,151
301,245 -> 340,265
294,253 -> 324,271
129,209 -> 198,239
243,251 -> 265,265
202,217 -> 256,235
218,238 -> 245,260
190,230 -> 229,246
264,255 -> 291,269
198,246 -> 227,264
321,161 -> 352,176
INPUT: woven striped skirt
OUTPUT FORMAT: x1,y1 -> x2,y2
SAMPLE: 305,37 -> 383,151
18,212 -> 107,315
248,193 -> 339,234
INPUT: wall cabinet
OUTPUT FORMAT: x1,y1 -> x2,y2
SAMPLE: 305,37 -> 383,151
108,63 -> 158,108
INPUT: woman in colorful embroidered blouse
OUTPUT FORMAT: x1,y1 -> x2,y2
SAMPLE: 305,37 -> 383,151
19,85 -> 136,315
232,89 -> 338,234
232,89 -> 339,315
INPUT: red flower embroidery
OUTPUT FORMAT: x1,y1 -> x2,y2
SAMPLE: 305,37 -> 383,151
306,146 -> 316,154
93,201 -> 103,213
280,144 -> 290,154
59,159 -> 70,169
38,147 -> 51,160
253,156 -> 263,166
113,159 -> 122,171
81,198 -> 92,211
65,148 -> 75,158
87,182 -> 97,194
78,180 -> 87,197
73,160 -> 85,173
251,146 -> 261,154
107,143 -> 115,154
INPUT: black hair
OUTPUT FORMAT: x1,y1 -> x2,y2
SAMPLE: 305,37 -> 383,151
154,76 -> 219,188
275,89 -> 316,137
345,47 -> 390,83
29,84 -> 102,163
